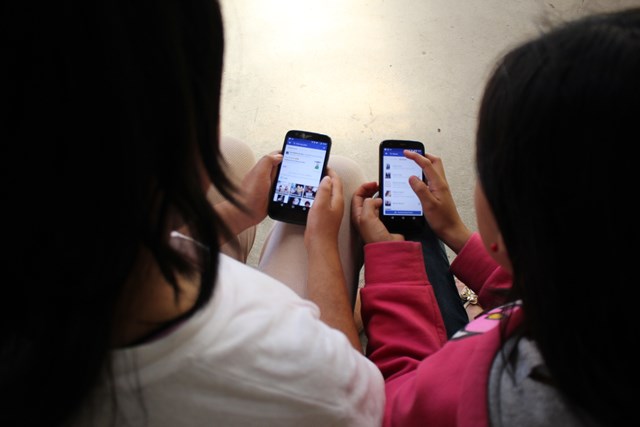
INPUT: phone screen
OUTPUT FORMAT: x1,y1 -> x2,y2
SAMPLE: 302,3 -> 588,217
269,132 -> 330,224
381,146 -> 424,219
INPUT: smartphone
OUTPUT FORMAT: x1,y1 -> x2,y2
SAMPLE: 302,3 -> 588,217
379,139 -> 426,233
268,130 -> 332,225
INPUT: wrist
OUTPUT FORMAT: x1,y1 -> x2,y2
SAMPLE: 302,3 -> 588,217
364,231 -> 405,245
443,225 -> 472,254
459,285 -> 478,308
305,237 -> 339,254
214,201 -> 254,236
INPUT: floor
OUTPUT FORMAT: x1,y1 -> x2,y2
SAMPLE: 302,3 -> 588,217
218,0 -> 640,267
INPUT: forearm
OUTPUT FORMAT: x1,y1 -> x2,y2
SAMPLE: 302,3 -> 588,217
306,241 -> 362,352
212,200 -> 255,239
440,223 -> 473,254
450,232 -> 512,308
206,185 -> 253,243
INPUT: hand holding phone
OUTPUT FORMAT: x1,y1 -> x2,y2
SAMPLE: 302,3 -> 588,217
379,139 -> 426,233
350,181 -> 403,244
268,130 -> 332,225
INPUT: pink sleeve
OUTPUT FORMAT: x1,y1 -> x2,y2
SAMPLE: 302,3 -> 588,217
361,241 -> 448,424
450,233 -> 512,309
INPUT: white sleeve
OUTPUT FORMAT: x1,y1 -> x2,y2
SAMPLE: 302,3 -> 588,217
246,298 -> 385,426
200,257 -> 386,426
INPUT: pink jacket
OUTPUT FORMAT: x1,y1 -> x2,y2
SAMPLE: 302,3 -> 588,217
361,233 -> 518,427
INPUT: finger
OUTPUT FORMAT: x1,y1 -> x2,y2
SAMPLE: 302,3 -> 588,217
265,153 -> 283,182
404,150 -> 444,188
329,173 -> 344,211
254,151 -> 283,167
361,197 -> 382,221
409,174 -> 437,206
354,181 -> 379,199
251,152 -> 283,174
352,181 -> 379,211
323,168 -> 343,208
271,152 -> 284,163
350,182 -> 372,218
313,175 -> 332,207
262,152 -> 283,169
423,152 -> 445,176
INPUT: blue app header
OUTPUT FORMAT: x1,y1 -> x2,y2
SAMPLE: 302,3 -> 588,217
383,147 -> 422,157
287,137 -> 329,150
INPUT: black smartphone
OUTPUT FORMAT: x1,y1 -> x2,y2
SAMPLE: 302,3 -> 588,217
268,130 -> 332,225
379,139 -> 426,233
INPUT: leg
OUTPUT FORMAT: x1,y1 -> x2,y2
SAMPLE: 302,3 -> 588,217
405,224 -> 469,338
207,136 -> 257,263
257,155 -> 365,308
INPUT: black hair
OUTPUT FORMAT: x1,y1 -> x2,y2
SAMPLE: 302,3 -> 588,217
476,8 -> 640,426
1,1 -> 233,425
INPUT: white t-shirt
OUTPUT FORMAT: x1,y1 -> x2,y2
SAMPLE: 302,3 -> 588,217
74,254 -> 385,426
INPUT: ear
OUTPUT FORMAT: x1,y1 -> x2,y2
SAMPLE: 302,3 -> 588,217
474,182 -> 512,274
491,232 -> 512,274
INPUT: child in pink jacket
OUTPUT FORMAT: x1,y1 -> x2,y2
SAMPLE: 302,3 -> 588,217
353,7 -> 638,426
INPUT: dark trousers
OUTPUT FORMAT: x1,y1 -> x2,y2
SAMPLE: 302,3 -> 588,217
404,224 -> 468,338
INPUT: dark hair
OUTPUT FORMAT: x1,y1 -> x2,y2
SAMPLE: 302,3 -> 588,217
1,1 -> 233,425
476,8 -> 639,426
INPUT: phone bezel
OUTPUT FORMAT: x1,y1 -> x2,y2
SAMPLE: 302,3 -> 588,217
379,139 -> 426,234
267,130 -> 332,225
